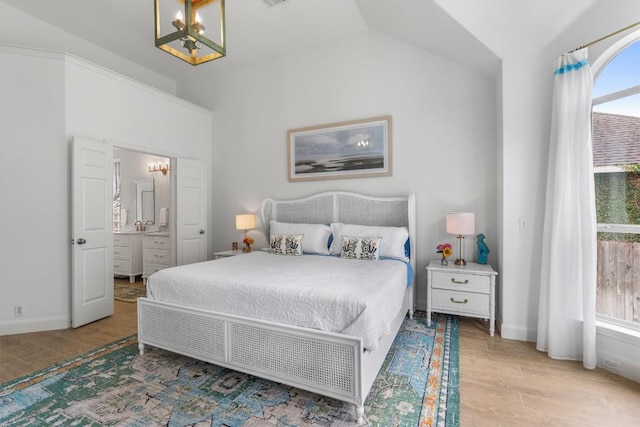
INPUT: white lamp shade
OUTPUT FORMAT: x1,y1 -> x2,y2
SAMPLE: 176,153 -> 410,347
235,214 -> 256,230
446,212 -> 475,235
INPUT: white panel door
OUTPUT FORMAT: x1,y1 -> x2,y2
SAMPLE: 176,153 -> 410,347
176,158 -> 207,265
71,137 -> 113,327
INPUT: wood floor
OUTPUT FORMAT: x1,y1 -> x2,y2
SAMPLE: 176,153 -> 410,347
1,305 -> 639,426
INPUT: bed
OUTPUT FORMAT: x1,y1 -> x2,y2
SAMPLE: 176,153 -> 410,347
137,191 -> 416,424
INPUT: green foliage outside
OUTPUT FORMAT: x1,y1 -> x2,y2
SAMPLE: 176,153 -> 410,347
595,169 -> 640,243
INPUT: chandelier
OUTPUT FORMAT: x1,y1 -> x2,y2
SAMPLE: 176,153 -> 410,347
154,0 -> 226,66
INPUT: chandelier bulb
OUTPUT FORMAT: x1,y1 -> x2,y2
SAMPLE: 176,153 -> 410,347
172,10 -> 185,31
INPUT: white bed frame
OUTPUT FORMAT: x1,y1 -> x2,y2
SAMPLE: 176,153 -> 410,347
137,191 -> 416,424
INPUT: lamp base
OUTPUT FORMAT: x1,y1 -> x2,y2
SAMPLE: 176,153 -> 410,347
455,235 -> 466,266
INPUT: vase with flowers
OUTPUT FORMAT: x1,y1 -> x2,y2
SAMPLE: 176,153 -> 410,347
242,236 -> 255,253
436,243 -> 453,266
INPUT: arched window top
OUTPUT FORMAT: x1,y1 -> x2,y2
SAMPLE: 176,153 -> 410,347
592,32 -> 640,118
594,40 -> 640,98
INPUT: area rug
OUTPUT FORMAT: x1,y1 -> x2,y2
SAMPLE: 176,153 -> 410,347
114,283 -> 147,303
0,313 -> 458,426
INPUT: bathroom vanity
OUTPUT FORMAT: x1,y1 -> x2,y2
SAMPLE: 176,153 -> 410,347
113,232 -> 143,283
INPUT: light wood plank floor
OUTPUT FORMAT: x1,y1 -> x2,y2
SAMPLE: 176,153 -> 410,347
1,307 -> 639,426
458,318 -> 640,426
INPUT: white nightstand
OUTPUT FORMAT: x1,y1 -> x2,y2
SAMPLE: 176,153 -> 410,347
426,259 -> 497,336
213,249 -> 246,259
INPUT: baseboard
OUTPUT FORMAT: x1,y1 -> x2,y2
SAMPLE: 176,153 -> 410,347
499,322 -> 536,342
0,315 -> 69,336
596,322 -> 640,383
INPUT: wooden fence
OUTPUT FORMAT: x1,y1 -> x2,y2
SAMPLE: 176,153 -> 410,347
597,241 -> 640,324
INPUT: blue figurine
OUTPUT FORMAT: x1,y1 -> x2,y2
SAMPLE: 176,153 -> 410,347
476,233 -> 490,265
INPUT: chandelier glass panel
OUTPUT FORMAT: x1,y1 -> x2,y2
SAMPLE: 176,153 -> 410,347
155,0 -> 226,65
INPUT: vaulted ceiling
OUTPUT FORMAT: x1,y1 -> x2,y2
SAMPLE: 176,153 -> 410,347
1,0 -> 598,83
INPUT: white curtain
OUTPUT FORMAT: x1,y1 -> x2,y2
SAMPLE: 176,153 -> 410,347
537,48 -> 597,369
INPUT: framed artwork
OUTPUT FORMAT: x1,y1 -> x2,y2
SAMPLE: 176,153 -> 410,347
287,116 -> 392,182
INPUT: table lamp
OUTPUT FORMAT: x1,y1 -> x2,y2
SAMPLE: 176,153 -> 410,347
235,214 -> 256,242
446,212 -> 475,265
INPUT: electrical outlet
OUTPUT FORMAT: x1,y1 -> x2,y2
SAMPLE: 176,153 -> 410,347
14,305 -> 24,317
519,218 -> 527,230
601,357 -> 622,373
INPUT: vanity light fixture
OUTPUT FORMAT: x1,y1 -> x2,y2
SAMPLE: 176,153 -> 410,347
446,212 -> 475,266
149,162 -> 170,175
154,0 -> 226,66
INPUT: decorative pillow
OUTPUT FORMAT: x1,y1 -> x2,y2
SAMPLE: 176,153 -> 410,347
269,221 -> 331,255
269,234 -> 303,256
340,236 -> 381,260
330,223 -> 409,262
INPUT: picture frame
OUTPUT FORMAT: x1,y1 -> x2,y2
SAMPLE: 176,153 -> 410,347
287,116 -> 392,182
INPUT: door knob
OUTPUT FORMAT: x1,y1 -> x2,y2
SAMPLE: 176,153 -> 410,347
199,230 -> 205,235
77,238 -> 87,245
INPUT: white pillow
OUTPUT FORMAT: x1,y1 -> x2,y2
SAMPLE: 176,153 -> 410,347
330,223 -> 409,262
269,221 -> 331,255
340,236 -> 381,260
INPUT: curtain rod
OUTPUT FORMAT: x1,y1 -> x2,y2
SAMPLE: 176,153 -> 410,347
570,21 -> 640,52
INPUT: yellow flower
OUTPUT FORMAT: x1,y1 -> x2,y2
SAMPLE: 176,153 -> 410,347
436,243 -> 452,258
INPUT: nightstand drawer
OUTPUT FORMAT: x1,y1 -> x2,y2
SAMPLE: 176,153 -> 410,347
431,271 -> 490,293
431,289 -> 490,315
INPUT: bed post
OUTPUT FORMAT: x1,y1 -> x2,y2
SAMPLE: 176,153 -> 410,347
355,406 -> 365,425
138,342 -> 145,355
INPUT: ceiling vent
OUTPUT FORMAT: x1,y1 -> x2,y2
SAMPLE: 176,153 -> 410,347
263,0 -> 288,8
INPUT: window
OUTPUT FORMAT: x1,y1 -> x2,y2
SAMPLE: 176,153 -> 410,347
592,37 -> 640,328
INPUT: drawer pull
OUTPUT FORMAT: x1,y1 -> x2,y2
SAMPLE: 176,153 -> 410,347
450,297 -> 469,304
451,278 -> 469,284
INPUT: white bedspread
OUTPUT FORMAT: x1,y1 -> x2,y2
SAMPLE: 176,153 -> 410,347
146,251 -> 409,350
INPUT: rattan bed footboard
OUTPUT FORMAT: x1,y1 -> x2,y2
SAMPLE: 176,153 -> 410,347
138,297 -> 362,398
137,294 -> 410,424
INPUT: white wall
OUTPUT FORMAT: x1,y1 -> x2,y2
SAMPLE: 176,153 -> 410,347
180,30 -> 498,308
0,2 -> 176,95
0,48 -> 212,335
0,48 -> 67,332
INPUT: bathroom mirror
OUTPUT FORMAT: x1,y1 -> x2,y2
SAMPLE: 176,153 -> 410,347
134,178 -> 154,224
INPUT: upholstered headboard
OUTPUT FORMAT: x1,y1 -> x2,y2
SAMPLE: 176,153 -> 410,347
260,191 -> 416,286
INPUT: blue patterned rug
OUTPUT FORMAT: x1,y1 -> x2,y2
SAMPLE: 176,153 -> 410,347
0,313 -> 458,426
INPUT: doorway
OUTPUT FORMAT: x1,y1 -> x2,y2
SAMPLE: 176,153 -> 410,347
112,147 -> 171,303
72,138 -> 207,328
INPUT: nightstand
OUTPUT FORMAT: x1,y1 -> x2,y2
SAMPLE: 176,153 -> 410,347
213,249 -> 246,259
426,259 -> 497,336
